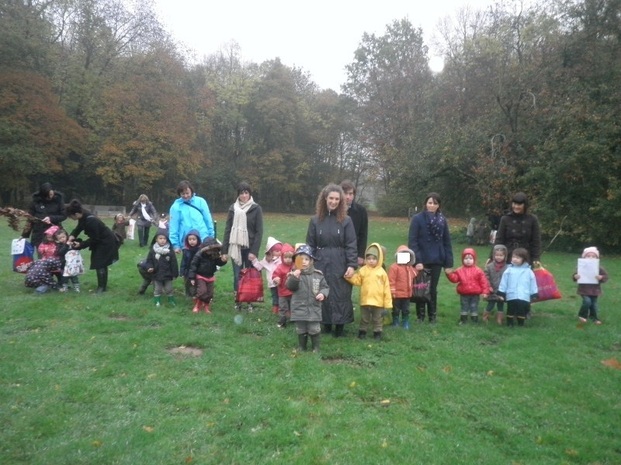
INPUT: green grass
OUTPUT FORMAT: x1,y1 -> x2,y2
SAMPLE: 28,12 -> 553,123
1,214 -> 620,465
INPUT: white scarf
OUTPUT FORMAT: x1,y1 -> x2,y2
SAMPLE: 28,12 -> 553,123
141,203 -> 152,223
229,197 -> 255,266
153,242 -> 170,260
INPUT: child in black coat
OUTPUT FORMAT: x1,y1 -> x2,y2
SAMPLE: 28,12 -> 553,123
145,229 -> 179,307
180,229 -> 202,297
188,238 -> 226,313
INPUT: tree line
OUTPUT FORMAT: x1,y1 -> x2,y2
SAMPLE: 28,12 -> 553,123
1,0 -> 620,251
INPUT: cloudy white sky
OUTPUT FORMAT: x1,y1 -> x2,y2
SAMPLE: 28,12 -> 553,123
154,0 -> 494,91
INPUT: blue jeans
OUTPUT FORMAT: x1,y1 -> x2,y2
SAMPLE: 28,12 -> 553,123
578,295 -> 599,321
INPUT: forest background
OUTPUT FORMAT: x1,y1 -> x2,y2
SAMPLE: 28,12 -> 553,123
1,0 -> 620,252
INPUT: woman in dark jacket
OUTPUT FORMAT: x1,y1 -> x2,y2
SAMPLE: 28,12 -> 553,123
66,199 -> 119,293
23,182 -> 67,251
128,194 -> 157,247
221,182 -> 264,307
306,184 -> 358,337
408,192 -> 454,324
494,192 -> 541,264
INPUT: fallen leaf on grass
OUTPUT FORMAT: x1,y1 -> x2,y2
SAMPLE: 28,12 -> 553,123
601,358 -> 621,370
381,438 -> 388,448
487,370 -> 494,376
380,399 -> 391,407
443,365 -> 452,373
349,381 -> 357,388
92,440 -> 103,448
142,426 -> 154,433
185,456 -> 193,463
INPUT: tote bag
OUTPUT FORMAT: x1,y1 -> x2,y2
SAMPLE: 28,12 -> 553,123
410,268 -> 432,303
12,238 -> 34,273
532,266 -> 562,302
236,267 -> 264,303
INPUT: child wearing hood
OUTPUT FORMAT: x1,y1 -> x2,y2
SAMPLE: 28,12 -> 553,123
38,225 -> 60,259
272,243 -> 295,328
388,245 -> 417,329
446,248 -> 491,324
346,243 -> 393,340
180,230 -> 202,297
483,244 -> 509,324
285,244 -> 329,352
573,246 -> 608,325
497,248 -> 538,327
144,229 -> 179,307
188,237 -> 227,313
252,236 -> 283,314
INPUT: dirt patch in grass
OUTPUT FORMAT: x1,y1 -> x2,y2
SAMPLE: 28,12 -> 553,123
168,346 -> 203,357
109,313 -> 131,321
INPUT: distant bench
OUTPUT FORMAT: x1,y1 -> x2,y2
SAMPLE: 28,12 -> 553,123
89,205 -> 126,218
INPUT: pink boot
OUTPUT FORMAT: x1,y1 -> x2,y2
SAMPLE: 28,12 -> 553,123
204,302 -> 212,314
192,298 -> 201,313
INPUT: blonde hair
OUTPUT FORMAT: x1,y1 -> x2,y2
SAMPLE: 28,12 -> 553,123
315,184 -> 347,222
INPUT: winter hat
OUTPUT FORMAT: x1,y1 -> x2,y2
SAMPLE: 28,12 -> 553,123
492,244 -> 508,256
366,245 -> 379,259
281,243 -> 295,257
39,182 -> 53,197
44,225 -> 59,236
512,192 -> 528,205
200,237 -> 222,251
265,236 -> 282,254
293,244 -> 316,260
582,246 -> 599,259
395,245 -> 415,265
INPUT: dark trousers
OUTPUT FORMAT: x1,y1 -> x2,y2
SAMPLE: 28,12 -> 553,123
506,299 -> 529,326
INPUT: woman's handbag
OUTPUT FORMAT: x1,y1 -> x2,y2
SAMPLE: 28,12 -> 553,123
532,264 -> 562,302
410,268 -> 432,303
236,267 -> 264,303
12,238 -> 34,273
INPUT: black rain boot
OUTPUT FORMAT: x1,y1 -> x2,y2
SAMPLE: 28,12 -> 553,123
297,333 -> 308,351
96,268 -> 108,293
517,316 -> 526,327
458,314 -> 468,325
310,334 -> 321,353
416,304 -> 425,323
373,331 -> 382,341
323,324 -> 332,334
358,330 -> 367,339
471,315 -> 479,324
506,316 -> 515,327
428,301 -> 437,324
334,324 -> 344,338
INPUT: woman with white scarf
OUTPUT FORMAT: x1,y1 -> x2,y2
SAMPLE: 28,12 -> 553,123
221,182 -> 264,305
129,194 -> 157,247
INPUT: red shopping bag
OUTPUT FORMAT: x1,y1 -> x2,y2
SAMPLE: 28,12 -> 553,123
532,266 -> 561,302
236,267 -> 264,303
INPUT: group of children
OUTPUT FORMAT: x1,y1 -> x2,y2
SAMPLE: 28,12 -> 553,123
25,225 -> 83,293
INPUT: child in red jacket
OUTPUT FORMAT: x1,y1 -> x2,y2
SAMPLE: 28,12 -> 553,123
446,248 -> 491,324
272,243 -> 295,328
388,245 -> 417,329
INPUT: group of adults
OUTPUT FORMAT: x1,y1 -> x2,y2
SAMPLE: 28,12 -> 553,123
21,180 -> 541,329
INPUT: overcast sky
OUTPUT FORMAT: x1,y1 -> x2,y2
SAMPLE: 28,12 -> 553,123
153,0 -> 494,91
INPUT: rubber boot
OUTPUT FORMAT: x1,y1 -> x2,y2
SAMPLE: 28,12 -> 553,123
471,315 -> 479,324
506,315 -> 515,327
402,316 -> 410,330
323,324 -> 332,334
204,302 -> 211,314
496,312 -> 504,325
391,315 -> 400,327
168,295 -> 176,307
73,284 -> 80,293
334,324 -> 344,338
297,333 -> 308,351
310,334 -> 320,353
428,301 -> 437,324
482,311 -> 490,322
458,314 -> 468,325
416,304 -> 425,323
277,316 -> 287,328
373,331 -> 382,341
517,316 -> 526,327
154,296 -> 162,307
96,268 -> 108,293
192,298 -> 201,313
272,305 -> 279,315
358,330 -> 367,339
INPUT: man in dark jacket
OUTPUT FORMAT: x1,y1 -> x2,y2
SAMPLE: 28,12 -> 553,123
23,182 -> 67,250
341,180 -> 368,266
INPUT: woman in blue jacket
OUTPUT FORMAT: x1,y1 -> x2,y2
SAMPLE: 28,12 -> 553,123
408,193 -> 454,324
168,180 -> 215,254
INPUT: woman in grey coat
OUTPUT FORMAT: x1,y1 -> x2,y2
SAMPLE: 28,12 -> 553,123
128,194 -> 157,247
306,184 -> 358,337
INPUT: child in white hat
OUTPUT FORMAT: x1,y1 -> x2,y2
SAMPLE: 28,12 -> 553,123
573,246 -> 608,324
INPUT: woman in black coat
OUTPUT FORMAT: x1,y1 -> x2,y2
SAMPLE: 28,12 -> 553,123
66,199 -> 119,293
23,182 -> 67,251
494,192 -> 542,264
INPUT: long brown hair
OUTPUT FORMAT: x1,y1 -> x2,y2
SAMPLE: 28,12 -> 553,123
315,184 -> 347,222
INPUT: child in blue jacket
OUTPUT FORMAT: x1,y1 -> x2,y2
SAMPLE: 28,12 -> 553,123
497,248 -> 538,327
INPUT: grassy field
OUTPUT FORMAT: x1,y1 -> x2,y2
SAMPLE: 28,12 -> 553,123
1,213 -> 620,465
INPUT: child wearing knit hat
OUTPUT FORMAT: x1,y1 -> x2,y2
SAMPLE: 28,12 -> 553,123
573,246 -> 608,325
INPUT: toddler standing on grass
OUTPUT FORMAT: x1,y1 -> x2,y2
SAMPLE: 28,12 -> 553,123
55,228 -> 83,292
497,248 -> 538,327
144,229 -> 179,307
483,244 -> 509,325
346,243 -> 393,340
272,243 -> 295,328
388,245 -> 417,329
446,248 -> 491,325
285,244 -> 329,353
188,238 -> 226,314
573,246 -> 608,325
252,236 -> 283,314
111,213 -> 130,246
180,230 -> 202,297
